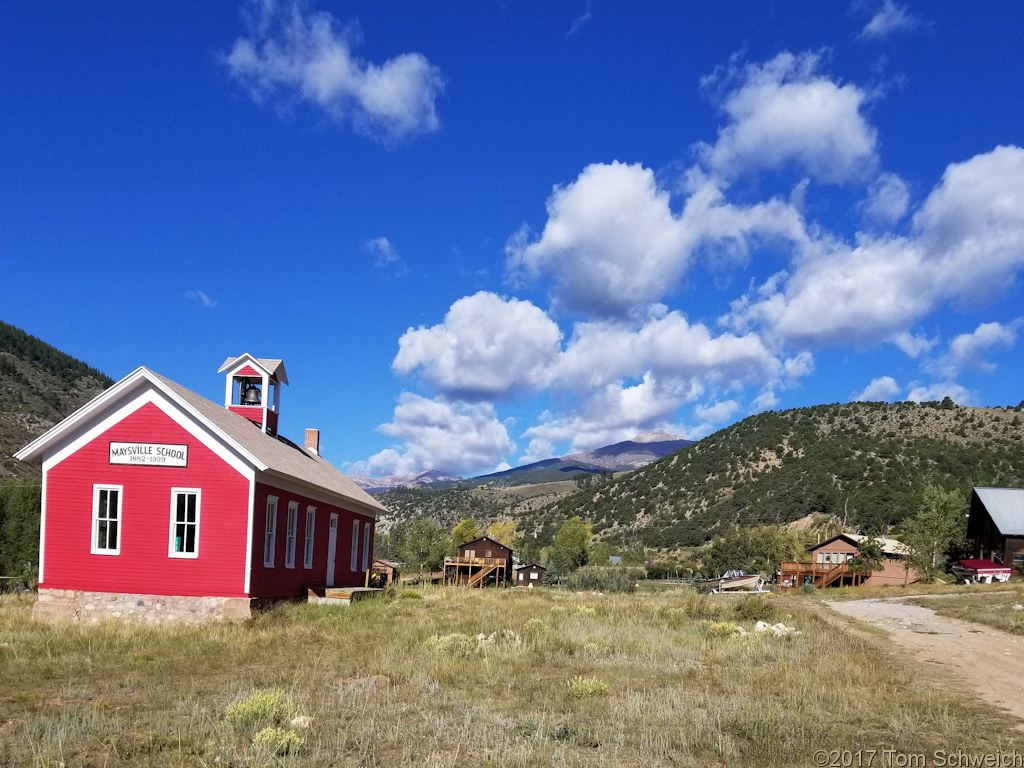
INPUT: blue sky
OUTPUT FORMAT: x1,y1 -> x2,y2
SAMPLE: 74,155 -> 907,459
2,2 -> 1023,479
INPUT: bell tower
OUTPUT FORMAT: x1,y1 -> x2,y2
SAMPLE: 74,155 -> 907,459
218,355 -> 288,435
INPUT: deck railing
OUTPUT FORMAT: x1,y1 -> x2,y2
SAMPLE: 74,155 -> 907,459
779,561 -> 867,588
444,556 -> 506,567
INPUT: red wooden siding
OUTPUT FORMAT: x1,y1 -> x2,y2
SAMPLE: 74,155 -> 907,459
235,365 -> 261,377
42,402 -> 250,597
248,481 -> 375,597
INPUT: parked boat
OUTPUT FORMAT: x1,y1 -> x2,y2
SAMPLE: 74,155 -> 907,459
951,559 -> 1012,584
710,570 -> 765,593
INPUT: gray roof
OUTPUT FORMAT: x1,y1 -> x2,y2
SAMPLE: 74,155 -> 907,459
974,487 -> 1024,536
218,355 -> 289,385
150,371 -> 383,515
844,533 -> 910,557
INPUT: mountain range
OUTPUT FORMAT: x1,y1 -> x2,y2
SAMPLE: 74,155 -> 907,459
351,430 -> 692,492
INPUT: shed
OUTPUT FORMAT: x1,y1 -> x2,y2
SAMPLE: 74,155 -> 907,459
372,558 -> 400,585
967,487 -> 1024,567
15,355 -> 385,623
514,564 -> 546,587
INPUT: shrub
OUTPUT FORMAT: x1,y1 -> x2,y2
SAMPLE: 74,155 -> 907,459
425,633 -> 477,657
397,589 -> 424,600
253,726 -> 304,756
522,618 -> 550,635
700,620 -> 742,639
225,690 -> 297,730
564,565 -> 645,593
566,675 -> 609,699
733,594 -> 777,623
683,591 -> 722,620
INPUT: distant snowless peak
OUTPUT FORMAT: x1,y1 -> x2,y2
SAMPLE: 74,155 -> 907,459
632,429 -> 685,443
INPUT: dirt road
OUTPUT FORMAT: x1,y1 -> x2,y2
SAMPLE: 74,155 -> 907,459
826,597 -> 1024,723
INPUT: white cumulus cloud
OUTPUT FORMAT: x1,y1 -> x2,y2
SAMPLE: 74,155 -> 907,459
225,0 -> 444,144
363,393 -> 514,476
862,172 -> 910,225
940,320 -> 1020,377
729,146 -> 1024,349
906,382 -> 973,406
507,162 -> 808,318
855,375 -> 901,402
699,51 -> 878,183
393,291 -> 562,400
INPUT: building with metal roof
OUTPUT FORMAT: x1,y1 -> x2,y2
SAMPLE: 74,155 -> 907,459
968,487 -> 1024,566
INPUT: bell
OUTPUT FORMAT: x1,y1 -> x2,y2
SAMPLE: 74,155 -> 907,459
243,385 -> 261,405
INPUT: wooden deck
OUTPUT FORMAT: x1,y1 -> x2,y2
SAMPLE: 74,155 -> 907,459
443,556 -> 508,587
779,561 -> 867,589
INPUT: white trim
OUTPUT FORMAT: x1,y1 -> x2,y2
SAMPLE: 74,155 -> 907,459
263,495 -> 279,567
362,521 -> 371,572
91,484 -> 123,556
326,513 -> 339,587
259,470 -> 382,518
350,519 -> 359,571
18,368 -> 266,474
38,471 -> 48,583
244,476 -> 255,595
303,506 -> 315,569
284,501 -> 298,568
37,388 -> 259,480
168,488 -> 201,559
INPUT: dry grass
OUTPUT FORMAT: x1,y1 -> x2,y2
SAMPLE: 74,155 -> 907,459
905,585 -> 1024,634
1,587 -> 1022,767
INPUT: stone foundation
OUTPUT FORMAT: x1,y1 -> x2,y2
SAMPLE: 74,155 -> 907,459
33,589 -> 253,624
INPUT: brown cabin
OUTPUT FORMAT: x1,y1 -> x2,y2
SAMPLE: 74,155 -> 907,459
372,558 -> 400,585
967,487 -> 1024,567
444,536 -> 513,587
515,564 -> 546,587
780,533 -> 918,588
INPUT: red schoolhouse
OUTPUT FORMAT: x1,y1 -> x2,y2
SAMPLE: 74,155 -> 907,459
15,354 -> 384,623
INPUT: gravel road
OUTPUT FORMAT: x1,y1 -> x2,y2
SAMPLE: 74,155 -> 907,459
826,597 -> 1024,724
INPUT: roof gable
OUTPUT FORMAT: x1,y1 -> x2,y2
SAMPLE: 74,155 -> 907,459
809,532 -> 909,557
973,487 -> 1024,536
16,366 -> 382,516
461,536 -> 512,553
218,354 -> 289,385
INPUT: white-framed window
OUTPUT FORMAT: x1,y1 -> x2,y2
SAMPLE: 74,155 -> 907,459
530,571 -> 539,580
169,488 -> 200,558
303,506 -> 316,569
91,485 -> 122,555
284,502 -> 298,568
350,520 -> 359,571
362,522 -> 371,571
264,496 -> 278,567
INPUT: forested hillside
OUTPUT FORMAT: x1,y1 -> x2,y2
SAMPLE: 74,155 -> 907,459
0,320 -> 113,581
525,400 -> 1024,550
375,481 -> 578,534
0,320 -> 112,478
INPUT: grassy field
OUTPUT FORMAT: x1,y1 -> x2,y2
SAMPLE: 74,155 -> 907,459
1,586 -> 1022,767
906,585 -> 1024,635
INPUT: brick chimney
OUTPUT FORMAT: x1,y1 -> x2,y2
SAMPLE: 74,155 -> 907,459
304,429 -> 320,456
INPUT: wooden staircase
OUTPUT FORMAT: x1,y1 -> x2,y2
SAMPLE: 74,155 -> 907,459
814,562 -> 846,588
467,564 -> 498,587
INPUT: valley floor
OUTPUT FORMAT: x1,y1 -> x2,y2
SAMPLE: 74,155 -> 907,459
1,586 -> 1022,767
